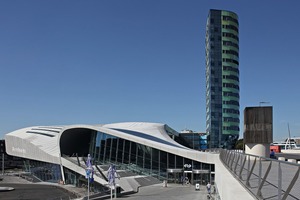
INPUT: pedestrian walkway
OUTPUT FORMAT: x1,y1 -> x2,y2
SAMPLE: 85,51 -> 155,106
1,175 -> 217,200
117,183 -> 216,200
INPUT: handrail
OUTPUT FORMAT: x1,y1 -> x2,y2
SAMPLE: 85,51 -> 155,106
95,165 -> 108,182
76,153 -> 81,167
220,149 -> 300,200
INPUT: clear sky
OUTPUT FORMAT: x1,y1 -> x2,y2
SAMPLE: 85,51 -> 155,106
0,0 -> 299,141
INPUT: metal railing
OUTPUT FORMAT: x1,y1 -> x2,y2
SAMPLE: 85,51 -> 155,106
220,149 -> 300,200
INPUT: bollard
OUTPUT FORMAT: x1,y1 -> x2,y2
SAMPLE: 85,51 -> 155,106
278,157 -> 285,161
287,159 -> 296,163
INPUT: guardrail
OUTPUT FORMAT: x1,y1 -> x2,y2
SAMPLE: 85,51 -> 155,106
219,149 -> 300,200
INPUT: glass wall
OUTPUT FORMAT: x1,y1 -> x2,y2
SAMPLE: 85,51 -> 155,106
90,131 -> 214,184
64,167 -> 108,193
25,160 -> 62,183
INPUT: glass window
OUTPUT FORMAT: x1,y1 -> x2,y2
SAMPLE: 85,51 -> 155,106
144,146 -> 152,169
123,140 -> 131,164
176,155 -> 183,169
99,133 -> 107,162
130,142 -> 136,165
137,144 -> 144,169
104,135 -> 113,162
117,139 -> 124,163
168,153 -> 175,169
160,151 -> 167,177
110,138 -> 118,162
152,148 -> 159,177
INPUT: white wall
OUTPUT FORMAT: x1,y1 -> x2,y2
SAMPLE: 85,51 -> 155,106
212,154 -> 254,200
245,143 -> 270,157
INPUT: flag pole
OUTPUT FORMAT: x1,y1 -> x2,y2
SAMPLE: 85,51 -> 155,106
114,184 -> 117,199
114,183 -> 117,199
110,185 -> 113,200
86,154 -> 93,200
107,164 -> 118,199
88,176 -> 90,200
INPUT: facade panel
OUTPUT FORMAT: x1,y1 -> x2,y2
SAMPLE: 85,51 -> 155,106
244,106 -> 273,144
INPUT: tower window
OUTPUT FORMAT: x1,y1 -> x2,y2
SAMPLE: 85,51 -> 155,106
222,16 -> 238,24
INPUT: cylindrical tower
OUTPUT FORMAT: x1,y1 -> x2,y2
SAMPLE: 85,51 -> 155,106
244,106 -> 273,157
206,9 -> 239,149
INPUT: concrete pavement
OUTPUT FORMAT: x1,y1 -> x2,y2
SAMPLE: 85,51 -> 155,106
117,183 -> 215,200
0,175 -> 216,200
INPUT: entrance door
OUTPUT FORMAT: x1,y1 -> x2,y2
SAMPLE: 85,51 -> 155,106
183,171 -> 192,184
193,169 -> 210,185
167,169 -> 183,184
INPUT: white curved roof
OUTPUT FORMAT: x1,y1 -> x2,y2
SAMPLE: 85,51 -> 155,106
5,122 -> 213,165
5,126 -> 64,163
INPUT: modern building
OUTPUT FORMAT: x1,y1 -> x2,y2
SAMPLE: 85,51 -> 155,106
4,123 -> 214,187
205,9 -> 240,149
4,122 -> 255,200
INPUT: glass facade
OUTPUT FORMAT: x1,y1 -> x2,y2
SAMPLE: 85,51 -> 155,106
177,133 -> 208,150
23,160 -> 62,183
16,127 -> 214,187
88,130 -> 214,185
206,9 -> 240,149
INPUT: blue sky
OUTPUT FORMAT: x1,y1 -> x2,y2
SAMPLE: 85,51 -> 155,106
0,0 -> 299,141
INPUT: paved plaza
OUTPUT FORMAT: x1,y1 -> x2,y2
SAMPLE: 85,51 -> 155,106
0,175 -> 215,200
117,184 -> 215,200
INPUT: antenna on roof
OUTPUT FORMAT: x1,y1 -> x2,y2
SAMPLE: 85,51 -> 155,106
288,123 -> 292,149
259,101 -> 270,106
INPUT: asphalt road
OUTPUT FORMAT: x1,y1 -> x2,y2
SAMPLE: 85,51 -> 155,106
0,183 -> 78,200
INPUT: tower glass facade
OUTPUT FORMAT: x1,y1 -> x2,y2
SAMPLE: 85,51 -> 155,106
205,9 -> 239,149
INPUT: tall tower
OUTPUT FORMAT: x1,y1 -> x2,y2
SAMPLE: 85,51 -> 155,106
205,9 -> 239,149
